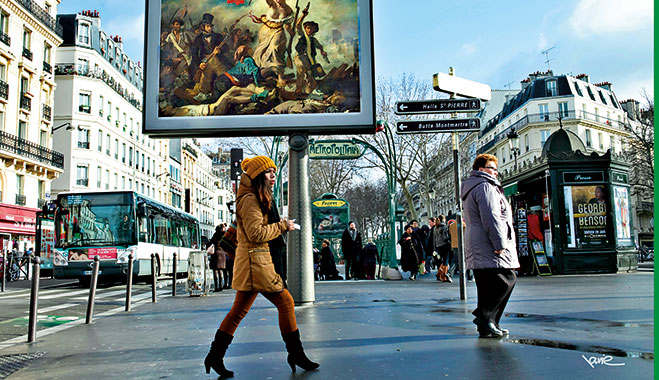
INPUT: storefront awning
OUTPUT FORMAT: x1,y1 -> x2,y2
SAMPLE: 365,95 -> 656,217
503,182 -> 518,197
0,204 -> 39,236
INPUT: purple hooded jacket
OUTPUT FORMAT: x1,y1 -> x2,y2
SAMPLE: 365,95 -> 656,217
460,170 -> 519,269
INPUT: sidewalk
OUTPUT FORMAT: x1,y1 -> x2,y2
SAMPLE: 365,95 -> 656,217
1,271 -> 653,380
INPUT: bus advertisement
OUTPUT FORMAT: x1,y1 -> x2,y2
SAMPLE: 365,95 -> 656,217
52,191 -> 200,284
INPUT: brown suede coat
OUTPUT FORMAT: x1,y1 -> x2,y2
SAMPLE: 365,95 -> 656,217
232,174 -> 289,292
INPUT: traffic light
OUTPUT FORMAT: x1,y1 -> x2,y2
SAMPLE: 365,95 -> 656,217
230,148 -> 243,180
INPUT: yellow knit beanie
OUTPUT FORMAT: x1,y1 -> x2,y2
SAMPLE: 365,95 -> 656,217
241,156 -> 276,179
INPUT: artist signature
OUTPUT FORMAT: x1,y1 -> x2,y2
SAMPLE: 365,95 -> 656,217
581,354 -> 625,368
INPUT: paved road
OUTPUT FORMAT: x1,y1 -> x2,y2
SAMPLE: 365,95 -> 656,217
0,270 -> 653,380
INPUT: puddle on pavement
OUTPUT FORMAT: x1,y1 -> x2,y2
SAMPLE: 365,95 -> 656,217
505,312 -> 652,329
507,337 -> 654,360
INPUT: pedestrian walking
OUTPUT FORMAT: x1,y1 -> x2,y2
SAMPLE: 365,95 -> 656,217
208,224 -> 226,292
362,240 -> 379,280
448,219 -> 472,281
319,239 -> 341,280
219,221 -> 237,289
341,221 -> 362,280
398,225 -> 420,280
461,154 -> 519,338
204,156 -> 319,377
434,215 -> 452,283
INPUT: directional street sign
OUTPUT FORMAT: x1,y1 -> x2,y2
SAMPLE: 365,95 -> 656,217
433,72 -> 492,101
396,118 -> 481,134
395,99 -> 481,115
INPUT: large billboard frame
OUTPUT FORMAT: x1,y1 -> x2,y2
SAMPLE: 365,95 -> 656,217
143,0 -> 375,137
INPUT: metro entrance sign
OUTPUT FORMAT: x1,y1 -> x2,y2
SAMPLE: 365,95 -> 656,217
395,99 -> 481,115
396,118 -> 480,134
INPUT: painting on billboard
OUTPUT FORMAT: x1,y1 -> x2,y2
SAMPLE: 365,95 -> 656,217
144,0 -> 375,136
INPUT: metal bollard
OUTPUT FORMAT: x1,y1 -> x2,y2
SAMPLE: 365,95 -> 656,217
1,251 -> 6,292
27,257 -> 41,343
125,253 -> 134,312
151,253 -> 157,303
172,252 -> 177,296
85,256 -> 100,324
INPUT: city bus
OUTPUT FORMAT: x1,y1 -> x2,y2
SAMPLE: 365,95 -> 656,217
52,191 -> 200,285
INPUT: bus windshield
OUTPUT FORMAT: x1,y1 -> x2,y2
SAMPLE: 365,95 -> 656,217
55,193 -> 136,248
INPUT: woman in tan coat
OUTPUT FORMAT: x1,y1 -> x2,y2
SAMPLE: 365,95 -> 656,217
204,156 -> 319,378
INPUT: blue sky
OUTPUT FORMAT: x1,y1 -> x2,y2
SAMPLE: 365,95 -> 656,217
57,0 -> 653,101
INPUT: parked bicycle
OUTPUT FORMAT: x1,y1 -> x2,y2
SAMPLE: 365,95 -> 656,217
0,251 -> 29,281
637,246 -> 654,263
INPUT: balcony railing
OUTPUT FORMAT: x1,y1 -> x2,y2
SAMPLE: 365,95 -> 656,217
43,61 -> 52,74
0,80 -> 7,101
20,94 -> 31,111
79,104 -> 90,113
42,103 -> 52,121
15,0 -> 63,38
15,194 -> 26,206
0,31 -> 9,47
0,130 -> 64,168
478,110 -> 623,154
77,141 -> 90,149
22,47 -> 32,60
76,178 -> 89,186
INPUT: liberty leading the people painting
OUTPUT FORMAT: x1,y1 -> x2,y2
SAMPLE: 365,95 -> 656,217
157,0 -> 363,118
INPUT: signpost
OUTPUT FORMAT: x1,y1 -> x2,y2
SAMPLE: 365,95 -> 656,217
395,99 -> 481,115
396,118 -> 480,134
432,72 -> 492,101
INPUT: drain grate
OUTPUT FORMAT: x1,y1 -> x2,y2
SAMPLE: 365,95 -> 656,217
0,352 -> 45,379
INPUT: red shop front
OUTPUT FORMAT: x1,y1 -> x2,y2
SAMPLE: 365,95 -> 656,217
0,203 -> 39,253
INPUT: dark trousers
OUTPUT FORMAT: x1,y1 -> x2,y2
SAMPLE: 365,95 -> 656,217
345,255 -> 356,279
472,268 -> 516,325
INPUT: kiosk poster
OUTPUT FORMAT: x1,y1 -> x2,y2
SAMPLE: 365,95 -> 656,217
563,185 -> 607,248
144,0 -> 375,137
612,186 -> 632,246
311,199 -> 349,237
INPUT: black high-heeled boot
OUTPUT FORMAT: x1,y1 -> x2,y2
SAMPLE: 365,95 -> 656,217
282,329 -> 319,372
204,329 -> 234,378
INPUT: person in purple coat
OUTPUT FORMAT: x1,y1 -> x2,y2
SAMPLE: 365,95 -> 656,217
460,154 -> 519,338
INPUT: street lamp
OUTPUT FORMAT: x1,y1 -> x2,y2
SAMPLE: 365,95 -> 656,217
428,188 -> 435,218
507,128 -> 520,172
51,122 -> 80,133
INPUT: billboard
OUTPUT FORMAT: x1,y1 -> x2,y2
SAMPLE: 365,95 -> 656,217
143,0 -> 375,137
563,185 -> 607,248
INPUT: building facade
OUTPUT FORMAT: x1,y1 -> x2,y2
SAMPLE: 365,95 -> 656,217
0,0 -> 63,252
51,12 -> 171,204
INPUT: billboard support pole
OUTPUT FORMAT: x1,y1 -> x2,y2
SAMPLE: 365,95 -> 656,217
287,134 -> 314,306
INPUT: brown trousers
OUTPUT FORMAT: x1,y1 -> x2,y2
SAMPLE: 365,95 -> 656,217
219,289 -> 297,336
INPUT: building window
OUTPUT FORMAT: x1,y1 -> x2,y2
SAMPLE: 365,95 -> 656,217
539,104 -> 549,121
0,111 -> 4,132
598,132 -> 603,149
99,95 -> 104,116
129,178 -> 132,190
114,173 -> 118,190
39,129 -> 47,146
97,130 -> 103,151
122,143 -> 126,163
76,165 -> 89,186
594,107 -> 600,123
598,91 -> 607,105
79,92 -> 90,113
0,12 -> 9,37
122,176 -> 126,189
77,128 -> 90,149
585,129 -> 592,148
43,44 -> 51,64
546,79 -> 557,97
609,135 -> 615,152
77,58 -> 88,75
18,120 -> 27,139
114,139 -> 119,159
97,166 -> 102,188
581,104 -> 587,118
107,101 -> 112,120
129,146 -> 133,166
16,174 -> 24,198
22,28 -> 31,51
586,86 -> 596,101
540,130 -> 550,147
78,23 -> 90,44
106,134 -> 111,155
525,134 -> 529,152
105,170 -> 110,190
558,102 -> 569,118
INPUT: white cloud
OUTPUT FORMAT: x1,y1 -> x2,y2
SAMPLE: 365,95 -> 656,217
569,0 -> 653,37
458,43 -> 477,57
537,33 -> 547,51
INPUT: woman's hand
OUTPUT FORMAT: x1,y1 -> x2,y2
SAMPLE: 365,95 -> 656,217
286,219 -> 295,231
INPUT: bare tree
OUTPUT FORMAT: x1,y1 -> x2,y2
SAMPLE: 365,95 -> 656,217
359,73 -> 449,220
623,90 -> 654,199
309,158 -> 356,200
343,178 -> 389,238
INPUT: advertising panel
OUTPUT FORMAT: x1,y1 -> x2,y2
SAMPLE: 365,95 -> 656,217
144,0 -> 375,137
311,199 -> 349,237
563,185 -> 607,248
612,186 -> 632,246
